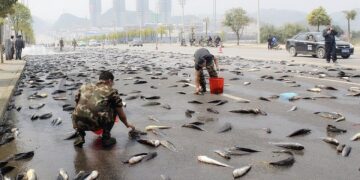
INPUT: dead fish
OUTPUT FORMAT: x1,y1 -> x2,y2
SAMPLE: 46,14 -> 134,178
53,96 -> 67,100
177,79 -> 191,83
51,118 -> 62,126
263,128 -> 272,134
197,116 -> 218,122
189,121 -> 204,126
287,106 -> 297,112
315,85 -> 338,91
314,112 -> 344,120
63,106 -> 75,112
0,166 -> 15,175
230,77 -> 240,81
216,100 -> 228,106
134,80 -> 147,84
322,137 -> 339,145
182,84 -> 189,88
348,87 -> 360,92
177,92 -> 186,95
39,113 -> 52,120
214,150 -> 231,159
123,153 -> 148,164
74,171 -> 90,180
350,132 -> 360,141
142,102 -> 161,106
185,109 -> 195,118
141,96 -> 161,100
237,99 -> 250,103
270,142 -> 304,150
208,100 -> 222,104
230,146 -> 261,153
259,97 -> 271,101
25,169 -> 37,180
64,131 -> 78,140
307,88 -> 321,92
128,129 -> 147,139
218,123 -> 232,133
229,109 -> 267,116
160,140 -> 177,152
233,165 -> 252,179
243,82 -> 251,86
52,90 -> 66,95
168,85 -> 178,88
148,115 -> 159,122
29,103 -> 45,109
207,108 -> 219,114
197,155 -> 233,168
182,124 -> 205,131
57,168 -> 69,180
31,115 -> 39,121
142,152 -> 157,161
12,151 -> 34,161
84,170 -> 99,180
150,86 -> 158,89
326,125 -> 346,133
346,92 -> 360,96
145,125 -> 171,131
287,129 -> 311,137
162,104 -> 171,110
335,116 -> 346,122
137,139 -> 160,147
188,100 -> 203,104
125,95 -> 139,100
269,154 -> 295,166
336,144 -> 346,153
342,146 -> 351,157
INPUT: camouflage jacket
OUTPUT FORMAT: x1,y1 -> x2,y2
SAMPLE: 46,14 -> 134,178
72,81 -> 123,130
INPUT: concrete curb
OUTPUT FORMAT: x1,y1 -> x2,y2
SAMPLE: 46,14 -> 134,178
0,59 -> 26,123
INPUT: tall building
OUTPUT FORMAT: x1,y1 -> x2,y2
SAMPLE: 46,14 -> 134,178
89,0 -> 102,27
136,0 -> 149,26
159,0 -> 172,24
113,0 -> 126,26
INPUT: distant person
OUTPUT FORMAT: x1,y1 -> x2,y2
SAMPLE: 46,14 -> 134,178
5,36 -> 15,60
267,35 -> 272,50
72,39 -> 78,51
59,38 -> 64,51
193,48 -> 219,94
215,36 -> 221,47
323,24 -> 338,63
15,35 -> 25,60
72,71 -> 135,148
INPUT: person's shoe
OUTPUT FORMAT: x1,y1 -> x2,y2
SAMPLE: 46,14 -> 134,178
74,136 -> 85,148
102,137 -> 117,147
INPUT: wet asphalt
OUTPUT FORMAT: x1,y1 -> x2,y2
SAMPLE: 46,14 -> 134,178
1,47 -> 360,179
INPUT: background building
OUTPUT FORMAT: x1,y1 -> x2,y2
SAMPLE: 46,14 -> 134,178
89,0 -> 102,27
136,0 -> 149,26
113,0 -> 126,27
159,0 -> 172,24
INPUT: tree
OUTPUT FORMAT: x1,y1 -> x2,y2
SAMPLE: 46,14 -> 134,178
307,6 -> 331,32
280,23 -> 307,41
260,24 -> 279,43
9,3 -> 33,37
157,25 -> 167,40
343,10 -> 357,42
223,8 -> 250,45
0,0 -> 17,63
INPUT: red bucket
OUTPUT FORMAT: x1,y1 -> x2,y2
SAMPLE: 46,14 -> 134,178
209,77 -> 224,94
93,115 -> 120,135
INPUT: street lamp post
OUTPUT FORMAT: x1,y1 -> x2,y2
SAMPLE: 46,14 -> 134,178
257,0 -> 260,44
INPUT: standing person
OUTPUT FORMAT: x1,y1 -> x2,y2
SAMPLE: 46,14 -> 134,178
5,36 -> 15,60
194,48 -> 219,94
72,71 -> 135,148
59,38 -> 64,51
72,39 -> 78,51
323,24 -> 338,63
267,35 -> 272,50
15,35 -> 25,60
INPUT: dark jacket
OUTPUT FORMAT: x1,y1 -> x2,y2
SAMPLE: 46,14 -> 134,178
15,38 -> 25,49
322,28 -> 338,44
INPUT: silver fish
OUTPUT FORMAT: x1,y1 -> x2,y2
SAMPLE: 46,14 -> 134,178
197,155 -> 233,168
142,102 -> 161,106
218,123 -> 232,133
148,115 -> 160,122
322,137 -> 339,145
214,150 -> 231,159
270,142 -> 304,150
123,153 -> 147,164
336,144 -> 345,153
57,168 -> 69,180
84,170 -> 99,180
342,145 -> 351,157
137,139 -> 160,147
350,132 -> 360,141
160,140 -> 177,152
26,169 -> 37,180
145,125 -> 171,131
233,165 -> 252,178
287,106 -> 297,112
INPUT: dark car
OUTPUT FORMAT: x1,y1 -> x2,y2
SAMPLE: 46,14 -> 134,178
286,32 -> 354,59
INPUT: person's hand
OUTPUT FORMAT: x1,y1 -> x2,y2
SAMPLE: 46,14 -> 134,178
126,124 -> 135,130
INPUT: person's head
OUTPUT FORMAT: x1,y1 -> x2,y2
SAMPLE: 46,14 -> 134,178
99,71 -> 115,86
11,35 -> 14,39
327,23 -> 332,29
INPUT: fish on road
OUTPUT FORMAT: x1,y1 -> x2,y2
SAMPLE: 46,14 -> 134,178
197,155 -> 233,168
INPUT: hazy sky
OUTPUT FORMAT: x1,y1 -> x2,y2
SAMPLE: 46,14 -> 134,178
27,0 -> 360,22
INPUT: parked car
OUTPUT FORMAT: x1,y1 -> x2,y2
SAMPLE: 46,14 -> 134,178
89,39 -> 102,47
129,39 -> 143,47
286,32 -> 354,59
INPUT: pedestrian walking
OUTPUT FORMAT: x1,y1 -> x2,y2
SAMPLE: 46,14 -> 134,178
193,48 -> 219,95
72,39 -> 77,51
323,24 -> 338,63
267,35 -> 272,50
5,36 -> 15,60
59,38 -> 64,51
72,71 -> 135,148
15,35 -> 25,60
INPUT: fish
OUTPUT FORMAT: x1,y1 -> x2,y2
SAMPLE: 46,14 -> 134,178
142,102 -> 161,106
315,85 -> 338,91
269,155 -> 295,166
53,96 -> 67,100
287,129 -> 311,137
63,106 -> 75,112
336,144 -> 346,153
182,124 -> 205,131
270,142 -> 304,150
214,150 -> 231,159
39,113 -> 52,120
123,153 -> 148,164
52,90 -> 66,95
125,95 -> 139,100
148,115 -> 160,122
314,112 -> 344,120
307,88 -> 321,92
57,168 -> 69,180
141,96 -> 161,100
218,123 -> 232,133
188,100 -> 203,104
208,100 -> 222,104
177,92 -> 186,95
189,121 -> 204,126
177,79 -> 191,83
142,152 -> 158,161
31,115 -> 39,121
64,131 -> 78,140
197,156 -> 233,168
259,97 -> 271,101
74,171 -> 91,180
150,86 -> 158,89
237,99 -> 251,103
243,82 -> 251,86
342,146 -> 351,157
229,77 -> 240,81
12,151 -> 34,161
134,80 -> 147,84
229,109 -> 267,116
322,137 -> 339,145
350,132 -> 360,141
263,128 -> 272,134
29,103 -> 45,109
128,129 -> 147,139
326,125 -> 346,133
230,146 -> 261,153
216,100 -> 228,106
160,140 -> 177,152
0,166 -> 14,175
287,106 -> 297,112
185,109 -> 195,118
145,125 -> 171,131
168,85 -> 178,88
137,139 -> 160,147
206,108 -> 219,114
162,104 -> 171,110
51,118 -> 62,126
84,170 -> 99,180
197,116 -> 218,122
0,133 -> 14,146
233,165 -> 252,179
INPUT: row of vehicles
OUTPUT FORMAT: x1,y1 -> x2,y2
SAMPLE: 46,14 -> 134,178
286,32 -> 354,59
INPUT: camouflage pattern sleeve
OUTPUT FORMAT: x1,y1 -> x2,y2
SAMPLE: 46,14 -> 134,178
75,88 -> 81,104
109,89 -> 123,108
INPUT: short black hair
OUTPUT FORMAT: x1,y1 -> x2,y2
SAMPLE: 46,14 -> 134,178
11,36 -> 14,38
99,71 -> 114,81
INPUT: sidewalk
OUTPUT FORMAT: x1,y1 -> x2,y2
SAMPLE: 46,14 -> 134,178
0,59 -> 26,122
